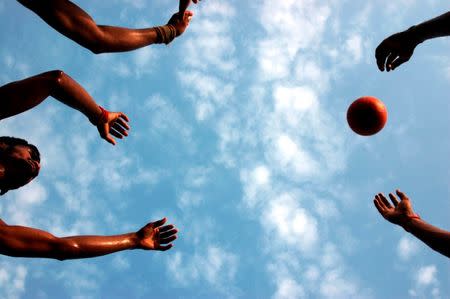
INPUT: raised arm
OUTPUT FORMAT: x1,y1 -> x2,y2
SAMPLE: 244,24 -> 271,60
0,218 -> 177,260
375,11 -> 450,71
0,70 -> 129,145
179,0 -> 200,19
17,0 -> 193,53
374,190 -> 450,258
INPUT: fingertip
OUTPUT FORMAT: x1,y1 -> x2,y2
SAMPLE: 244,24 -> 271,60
122,113 -> 130,122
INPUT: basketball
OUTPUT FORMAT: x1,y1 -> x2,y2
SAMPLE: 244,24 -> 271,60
347,96 -> 388,136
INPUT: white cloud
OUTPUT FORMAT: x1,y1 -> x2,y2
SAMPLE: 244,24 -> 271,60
270,134 -> 319,178
345,34 -> 363,63
409,264 -> 441,299
144,94 -> 194,148
263,193 -> 318,253
273,278 -> 305,299
416,265 -> 437,286
319,268 -> 359,299
177,190 -> 203,209
52,262 -> 103,298
240,165 -> 273,207
257,0 -> 331,81
167,245 -> 238,290
0,262 -> 27,299
182,3 -> 237,73
2,181 -> 47,225
184,166 -> 211,188
397,235 -> 420,261
112,254 -> 131,270
177,71 -> 235,121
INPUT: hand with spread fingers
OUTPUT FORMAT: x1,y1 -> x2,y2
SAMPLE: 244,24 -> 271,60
373,189 -> 450,259
136,218 -> 178,251
373,189 -> 416,226
95,108 -> 130,146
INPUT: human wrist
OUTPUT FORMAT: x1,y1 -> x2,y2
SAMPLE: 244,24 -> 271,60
405,25 -> 426,46
128,232 -> 140,250
154,24 -> 177,44
400,213 -> 421,232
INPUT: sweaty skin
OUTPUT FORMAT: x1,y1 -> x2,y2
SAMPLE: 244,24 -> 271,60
374,190 -> 450,258
0,218 -> 177,260
376,11 -> 450,71
17,0 -> 194,54
0,70 -> 129,145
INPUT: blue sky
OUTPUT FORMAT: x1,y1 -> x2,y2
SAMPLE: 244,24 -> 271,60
0,0 -> 449,298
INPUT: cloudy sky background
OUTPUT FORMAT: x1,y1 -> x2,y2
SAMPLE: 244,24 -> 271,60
0,0 -> 449,298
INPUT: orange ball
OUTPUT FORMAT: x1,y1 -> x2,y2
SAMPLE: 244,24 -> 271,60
347,96 -> 388,136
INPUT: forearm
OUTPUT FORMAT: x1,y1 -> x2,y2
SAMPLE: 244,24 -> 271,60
179,0 -> 190,15
51,71 -> 102,124
0,71 -> 101,123
0,224 -> 139,260
408,11 -> 450,44
402,218 -> 450,258
18,0 -> 163,53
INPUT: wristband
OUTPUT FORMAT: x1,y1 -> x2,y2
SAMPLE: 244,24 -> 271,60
407,214 -> 420,220
98,106 -> 109,125
154,25 -> 177,45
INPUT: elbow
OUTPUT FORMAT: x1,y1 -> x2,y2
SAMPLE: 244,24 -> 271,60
87,44 -> 105,55
44,70 -> 66,91
53,239 -> 81,261
90,47 -> 107,55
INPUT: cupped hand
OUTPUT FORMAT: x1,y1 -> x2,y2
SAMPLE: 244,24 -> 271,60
168,11 -> 194,37
373,189 -> 415,226
96,109 -> 130,145
136,218 -> 178,251
375,29 -> 420,72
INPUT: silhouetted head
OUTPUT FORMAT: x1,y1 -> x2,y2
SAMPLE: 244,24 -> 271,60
0,136 -> 41,196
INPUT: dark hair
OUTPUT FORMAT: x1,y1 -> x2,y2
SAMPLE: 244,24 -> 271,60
0,136 -> 41,195
0,136 -> 40,162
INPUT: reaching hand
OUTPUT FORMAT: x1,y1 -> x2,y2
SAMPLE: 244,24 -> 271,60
375,28 -> 421,72
136,218 -> 178,251
168,11 -> 194,37
179,0 -> 200,19
96,107 -> 130,145
373,189 -> 416,226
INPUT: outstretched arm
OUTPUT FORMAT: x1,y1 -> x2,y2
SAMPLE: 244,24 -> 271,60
0,218 -> 177,260
375,11 -> 450,71
0,70 -> 129,145
18,0 -> 193,53
374,190 -> 450,258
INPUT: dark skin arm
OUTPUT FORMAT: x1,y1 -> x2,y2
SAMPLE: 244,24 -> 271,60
17,0 -> 193,54
376,11 -> 450,71
0,70 -> 129,145
179,0 -> 200,19
374,189 -> 450,259
0,218 -> 177,260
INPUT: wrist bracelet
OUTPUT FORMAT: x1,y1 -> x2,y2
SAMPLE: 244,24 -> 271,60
404,214 -> 420,232
407,214 -> 420,220
154,25 -> 177,45
98,106 -> 109,125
